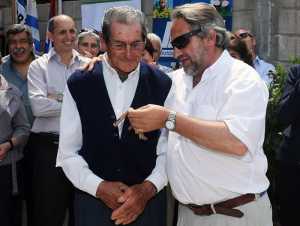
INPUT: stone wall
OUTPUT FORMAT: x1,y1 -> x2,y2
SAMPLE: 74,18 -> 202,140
1,0 -> 300,65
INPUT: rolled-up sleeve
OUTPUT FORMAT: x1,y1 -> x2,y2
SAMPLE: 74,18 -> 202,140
219,78 -> 269,155
56,85 -> 103,197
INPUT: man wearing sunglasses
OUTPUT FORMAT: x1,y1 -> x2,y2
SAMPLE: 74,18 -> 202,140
234,28 -> 275,85
56,6 -> 171,226
127,3 -> 272,226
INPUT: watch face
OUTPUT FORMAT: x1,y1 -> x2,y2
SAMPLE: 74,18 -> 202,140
166,120 -> 175,130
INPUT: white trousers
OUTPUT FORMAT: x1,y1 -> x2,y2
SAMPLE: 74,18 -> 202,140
177,194 -> 273,226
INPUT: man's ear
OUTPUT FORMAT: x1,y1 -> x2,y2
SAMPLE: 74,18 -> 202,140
99,35 -> 107,52
252,37 -> 256,48
47,31 -> 54,42
205,29 -> 217,47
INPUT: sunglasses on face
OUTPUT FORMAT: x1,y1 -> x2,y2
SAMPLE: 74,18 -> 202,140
171,28 -> 203,49
237,32 -> 253,39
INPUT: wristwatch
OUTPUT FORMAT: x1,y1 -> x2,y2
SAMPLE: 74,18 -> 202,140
165,111 -> 176,131
56,93 -> 64,103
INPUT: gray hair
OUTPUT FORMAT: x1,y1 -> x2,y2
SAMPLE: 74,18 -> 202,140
147,33 -> 162,50
101,6 -> 148,43
6,24 -> 33,45
172,3 -> 228,49
77,31 -> 100,47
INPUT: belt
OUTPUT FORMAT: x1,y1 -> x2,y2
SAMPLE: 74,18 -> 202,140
185,191 -> 267,218
32,132 -> 59,144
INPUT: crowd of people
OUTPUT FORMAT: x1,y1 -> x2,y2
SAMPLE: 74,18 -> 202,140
0,2 -> 296,226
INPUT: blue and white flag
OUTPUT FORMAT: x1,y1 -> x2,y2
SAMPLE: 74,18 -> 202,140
17,0 -> 41,54
25,0 -> 41,54
17,0 -> 27,24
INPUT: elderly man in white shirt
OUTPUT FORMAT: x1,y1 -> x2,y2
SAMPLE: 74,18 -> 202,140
127,3 -> 272,226
27,15 -> 88,226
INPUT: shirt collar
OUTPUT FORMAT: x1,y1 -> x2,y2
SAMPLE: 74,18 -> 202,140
201,50 -> 232,83
47,48 -> 81,65
254,56 -> 261,65
102,52 -> 140,81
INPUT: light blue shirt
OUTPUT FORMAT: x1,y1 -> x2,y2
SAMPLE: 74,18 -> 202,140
0,55 -> 34,125
253,56 -> 275,85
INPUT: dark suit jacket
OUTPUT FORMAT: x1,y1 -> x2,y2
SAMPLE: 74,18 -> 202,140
277,65 -> 300,163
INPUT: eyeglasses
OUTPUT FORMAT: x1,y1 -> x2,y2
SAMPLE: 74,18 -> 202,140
171,28 -> 203,49
237,32 -> 253,39
109,40 -> 145,52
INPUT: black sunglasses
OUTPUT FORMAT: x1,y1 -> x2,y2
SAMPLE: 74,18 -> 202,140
171,28 -> 203,49
237,32 -> 253,39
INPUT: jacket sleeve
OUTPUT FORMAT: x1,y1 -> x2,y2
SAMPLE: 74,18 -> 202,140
277,65 -> 300,128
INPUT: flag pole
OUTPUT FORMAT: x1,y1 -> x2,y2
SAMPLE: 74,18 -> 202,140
11,0 -> 17,24
57,0 -> 62,14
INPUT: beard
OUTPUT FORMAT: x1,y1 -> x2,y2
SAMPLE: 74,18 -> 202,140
182,48 -> 207,77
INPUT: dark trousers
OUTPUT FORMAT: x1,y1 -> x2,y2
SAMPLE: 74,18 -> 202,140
74,188 -> 166,226
0,162 -> 23,226
278,161 -> 300,226
28,133 -> 74,226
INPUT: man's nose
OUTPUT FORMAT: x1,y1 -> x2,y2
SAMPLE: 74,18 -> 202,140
125,45 -> 132,58
173,47 -> 182,59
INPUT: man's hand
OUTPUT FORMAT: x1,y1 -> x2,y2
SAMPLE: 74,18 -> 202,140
111,181 -> 157,225
96,181 -> 128,210
81,55 -> 103,71
127,105 -> 169,132
0,142 -> 11,160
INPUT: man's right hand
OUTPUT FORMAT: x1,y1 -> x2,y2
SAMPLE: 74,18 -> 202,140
96,181 -> 128,210
81,55 -> 103,71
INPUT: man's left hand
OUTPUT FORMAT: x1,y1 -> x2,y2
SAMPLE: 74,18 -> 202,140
111,181 -> 157,225
127,105 -> 169,133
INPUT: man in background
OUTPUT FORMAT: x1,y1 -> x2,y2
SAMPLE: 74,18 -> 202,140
147,33 -> 173,73
234,28 -> 275,85
77,29 -> 100,58
28,15 -> 88,226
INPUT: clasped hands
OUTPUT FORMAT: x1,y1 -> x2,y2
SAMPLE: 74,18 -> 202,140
96,180 -> 156,225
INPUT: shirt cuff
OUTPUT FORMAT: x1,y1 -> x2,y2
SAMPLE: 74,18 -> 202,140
83,174 -> 104,197
145,172 -> 167,193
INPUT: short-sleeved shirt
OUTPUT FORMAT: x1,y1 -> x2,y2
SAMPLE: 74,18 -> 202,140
162,50 -> 270,205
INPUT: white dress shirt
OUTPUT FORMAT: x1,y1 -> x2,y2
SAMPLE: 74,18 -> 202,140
161,50 -> 270,205
28,48 -> 88,133
56,53 -> 168,197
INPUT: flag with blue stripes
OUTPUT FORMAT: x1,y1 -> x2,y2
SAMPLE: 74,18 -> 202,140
17,0 -> 41,54
17,0 -> 26,24
25,0 -> 41,54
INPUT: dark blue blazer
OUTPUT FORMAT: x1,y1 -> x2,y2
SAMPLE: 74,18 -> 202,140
277,65 -> 300,163
67,62 -> 172,185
